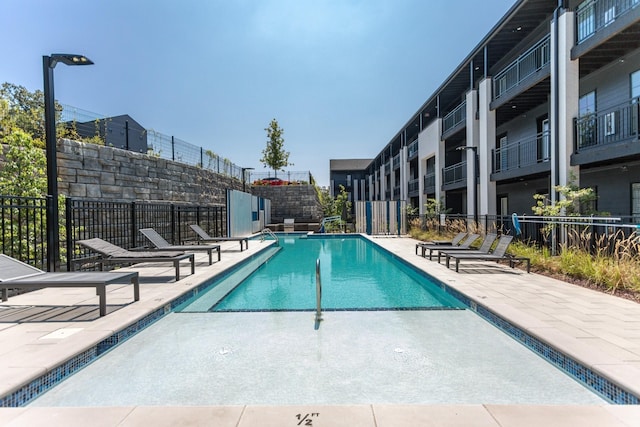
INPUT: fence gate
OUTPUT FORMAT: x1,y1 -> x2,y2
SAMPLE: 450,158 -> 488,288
355,201 -> 406,235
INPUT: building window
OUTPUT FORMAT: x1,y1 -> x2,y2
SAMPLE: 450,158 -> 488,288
632,183 -> 640,223
578,91 -> 597,147
632,69 -> 640,100
579,91 -> 596,116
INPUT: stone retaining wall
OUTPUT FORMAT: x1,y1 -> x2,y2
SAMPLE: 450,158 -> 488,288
251,185 -> 323,223
56,139 -> 241,204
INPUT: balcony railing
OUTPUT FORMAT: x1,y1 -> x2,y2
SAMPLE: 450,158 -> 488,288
576,0 -> 640,43
575,99 -> 640,151
423,172 -> 436,194
492,131 -> 551,173
442,161 -> 467,186
442,100 -> 467,135
392,154 -> 401,170
493,35 -> 550,100
408,178 -> 420,194
393,186 -> 401,199
408,139 -> 419,159
384,160 -> 391,174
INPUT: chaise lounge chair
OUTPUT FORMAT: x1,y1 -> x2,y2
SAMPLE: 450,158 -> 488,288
436,233 -> 498,263
415,232 -> 467,255
189,224 -> 249,251
419,234 -> 480,260
139,228 -> 221,265
0,254 -> 139,317
76,238 -> 195,281
444,234 -> 530,273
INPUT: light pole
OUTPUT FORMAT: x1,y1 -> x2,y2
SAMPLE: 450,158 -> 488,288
242,167 -> 254,193
43,53 -> 93,272
457,145 -> 478,225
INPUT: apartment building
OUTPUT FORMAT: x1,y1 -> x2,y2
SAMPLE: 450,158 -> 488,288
330,0 -> 640,221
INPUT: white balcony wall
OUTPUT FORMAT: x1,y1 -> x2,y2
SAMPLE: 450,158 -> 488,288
418,118 -> 442,215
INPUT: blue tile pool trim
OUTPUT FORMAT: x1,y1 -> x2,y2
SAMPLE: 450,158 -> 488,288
0,244 -> 279,408
472,303 -> 639,405
371,237 -> 640,405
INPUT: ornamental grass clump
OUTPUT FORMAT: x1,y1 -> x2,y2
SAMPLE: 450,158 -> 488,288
556,229 -> 640,294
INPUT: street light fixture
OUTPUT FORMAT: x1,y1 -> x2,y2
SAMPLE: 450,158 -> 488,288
457,145 -> 478,225
43,53 -> 93,272
242,167 -> 255,193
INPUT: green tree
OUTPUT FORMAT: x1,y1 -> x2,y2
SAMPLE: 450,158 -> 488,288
532,184 -> 597,217
531,181 -> 599,246
424,197 -> 449,218
0,82 -> 71,147
1,82 -> 46,145
260,118 -> 292,177
0,129 -> 47,197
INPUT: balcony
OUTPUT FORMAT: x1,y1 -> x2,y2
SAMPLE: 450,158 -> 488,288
442,161 -> 467,190
491,132 -> 551,180
408,139 -> 419,159
393,186 -> 401,199
572,99 -> 640,165
493,35 -> 551,101
423,172 -> 436,195
576,0 -> 640,43
442,100 -> 467,139
384,160 -> 391,175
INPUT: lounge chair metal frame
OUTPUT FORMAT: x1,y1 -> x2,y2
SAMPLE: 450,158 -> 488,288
419,234 -> 480,260
436,233 -> 498,263
76,238 -> 195,281
415,232 -> 467,256
444,235 -> 530,273
0,254 -> 139,317
189,224 -> 249,251
139,228 -> 221,265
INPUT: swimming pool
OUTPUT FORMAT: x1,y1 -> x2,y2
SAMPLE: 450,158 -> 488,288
25,235 -> 611,406
178,235 -> 464,312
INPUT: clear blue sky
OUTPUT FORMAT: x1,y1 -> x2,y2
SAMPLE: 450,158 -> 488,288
1,0 -> 515,187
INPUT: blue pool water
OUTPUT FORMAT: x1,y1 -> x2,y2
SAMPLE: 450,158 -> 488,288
178,235 -> 465,312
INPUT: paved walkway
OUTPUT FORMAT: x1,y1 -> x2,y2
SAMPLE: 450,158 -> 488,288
1,236 -> 639,426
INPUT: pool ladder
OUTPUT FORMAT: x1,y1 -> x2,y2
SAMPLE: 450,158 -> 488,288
315,258 -> 323,329
260,228 -> 279,246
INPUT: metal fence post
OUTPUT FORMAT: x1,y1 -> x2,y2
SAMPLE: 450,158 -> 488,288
131,201 -> 137,249
65,197 -> 73,272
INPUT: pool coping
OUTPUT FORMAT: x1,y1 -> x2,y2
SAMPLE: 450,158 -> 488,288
1,235 -> 639,407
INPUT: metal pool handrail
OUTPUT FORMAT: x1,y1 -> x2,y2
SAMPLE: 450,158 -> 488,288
260,228 -> 279,246
315,258 -> 323,329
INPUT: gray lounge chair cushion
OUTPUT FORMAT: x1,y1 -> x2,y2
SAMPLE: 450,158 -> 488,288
77,238 -> 185,258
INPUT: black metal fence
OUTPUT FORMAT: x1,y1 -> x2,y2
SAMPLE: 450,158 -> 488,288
0,196 -> 48,271
67,198 -> 227,271
408,213 -> 640,256
0,195 -> 226,272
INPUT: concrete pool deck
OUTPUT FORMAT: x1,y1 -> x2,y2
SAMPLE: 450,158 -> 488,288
1,236 -> 639,426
